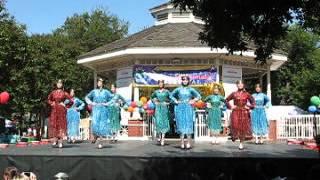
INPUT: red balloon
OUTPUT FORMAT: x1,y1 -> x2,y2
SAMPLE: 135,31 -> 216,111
0,91 -> 10,104
87,104 -> 93,112
130,101 -> 137,108
147,109 -> 155,115
202,102 -> 207,108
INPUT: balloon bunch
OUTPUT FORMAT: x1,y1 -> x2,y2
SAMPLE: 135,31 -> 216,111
0,91 -> 10,104
192,100 -> 206,109
125,96 -> 155,115
308,96 -> 320,113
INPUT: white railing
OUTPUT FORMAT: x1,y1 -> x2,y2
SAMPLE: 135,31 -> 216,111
194,110 -> 208,140
78,112 -> 320,141
142,114 -> 154,137
277,115 -> 320,140
143,110 -> 212,140
194,110 -> 230,141
143,110 -> 229,141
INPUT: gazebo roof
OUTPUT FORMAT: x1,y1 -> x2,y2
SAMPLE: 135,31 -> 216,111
79,22 -> 208,59
77,1 -> 287,72
79,22 -> 285,60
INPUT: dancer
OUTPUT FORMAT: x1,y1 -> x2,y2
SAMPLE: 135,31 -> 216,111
108,84 -> 126,143
205,86 -> 226,145
85,78 -> 112,149
251,84 -> 271,144
170,76 -> 201,149
66,88 -> 85,144
151,80 -> 171,146
226,80 -> 255,150
48,79 -> 71,148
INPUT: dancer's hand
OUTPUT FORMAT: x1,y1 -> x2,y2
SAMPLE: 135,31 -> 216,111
30,172 -> 37,180
245,106 -> 250,110
91,102 -> 97,106
206,103 -> 212,108
59,102 -> 65,107
21,172 -> 37,180
189,100 -> 195,105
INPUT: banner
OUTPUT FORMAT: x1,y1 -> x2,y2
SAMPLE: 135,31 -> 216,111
134,65 -> 217,85
222,65 -> 242,83
222,65 -> 242,98
116,67 -> 133,100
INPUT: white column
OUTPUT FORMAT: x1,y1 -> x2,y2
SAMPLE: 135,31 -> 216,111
132,86 -> 141,119
267,65 -> 272,101
93,71 -> 97,88
133,87 -> 139,102
215,59 -> 220,82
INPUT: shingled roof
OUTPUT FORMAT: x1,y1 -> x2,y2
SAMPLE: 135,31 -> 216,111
78,22 -> 285,59
78,23 -> 209,59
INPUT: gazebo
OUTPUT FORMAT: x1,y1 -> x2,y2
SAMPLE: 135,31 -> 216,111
77,2 -> 287,140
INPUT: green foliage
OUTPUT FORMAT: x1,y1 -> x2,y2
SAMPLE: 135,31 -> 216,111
0,2 -> 28,117
272,26 -> 320,109
172,0 -> 320,62
0,4 -> 128,122
54,8 -> 128,52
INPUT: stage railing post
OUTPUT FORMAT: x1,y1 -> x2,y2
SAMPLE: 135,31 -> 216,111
313,112 -> 318,138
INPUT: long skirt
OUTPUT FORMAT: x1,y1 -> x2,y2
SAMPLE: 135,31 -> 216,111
153,104 -> 170,134
91,105 -> 110,137
207,107 -> 222,134
108,105 -> 121,134
67,108 -> 80,138
49,104 -> 67,138
251,107 -> 268,136
230,108 -> 252,141
174,103 -> 195,135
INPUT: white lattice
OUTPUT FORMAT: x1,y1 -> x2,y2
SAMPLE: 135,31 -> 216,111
277,115 -> 320,140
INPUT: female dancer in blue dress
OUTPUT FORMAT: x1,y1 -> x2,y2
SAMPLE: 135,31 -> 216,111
251,84 -> 271,144
66,88 -> 85,144
85,78 -> 113,149
108,84 -> 127,143
205,86 -> 226,145
170,76 -> 201,149
151,80 -> 171,146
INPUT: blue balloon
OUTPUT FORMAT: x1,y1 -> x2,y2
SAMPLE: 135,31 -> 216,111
148,102 -> 155,110
125,100 -> 132,105
139,108 -> 145,113
308,105 -> 317,113
123,104 -> 129,110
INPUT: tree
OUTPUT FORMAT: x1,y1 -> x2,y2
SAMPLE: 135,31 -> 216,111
292,49 -> 320,108
0,2 -> 128,127
0,1 -> 28,117
172,0 -> 320,62
50,8 -> 128,95
22,8 -> 128,124
54,8 -> 128,52
271,26 -> 320,108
